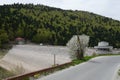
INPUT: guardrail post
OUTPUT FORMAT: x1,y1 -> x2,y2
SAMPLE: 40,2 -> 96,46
54,54 -> 56,66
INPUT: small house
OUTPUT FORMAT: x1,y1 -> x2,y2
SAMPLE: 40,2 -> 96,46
15,37 -> 25,45
94,41 -> 113,54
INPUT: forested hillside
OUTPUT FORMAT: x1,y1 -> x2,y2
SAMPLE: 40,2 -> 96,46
0,4 -> 120,48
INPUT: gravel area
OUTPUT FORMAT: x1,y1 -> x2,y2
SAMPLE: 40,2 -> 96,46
0,45 -> 71,73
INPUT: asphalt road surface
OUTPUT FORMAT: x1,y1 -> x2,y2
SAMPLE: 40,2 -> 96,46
38,56 -> 120,80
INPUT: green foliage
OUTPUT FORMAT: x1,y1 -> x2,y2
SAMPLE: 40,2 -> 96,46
0,30 -> 9,43
0,67 -> 14,79
72,56 -> 94,65
0,40 -> 1,48
118,69 -> 120,76
0,30 -> 9,48
32,28 -> 53,44
0,4 -> 120,47
0,50 -> 8,59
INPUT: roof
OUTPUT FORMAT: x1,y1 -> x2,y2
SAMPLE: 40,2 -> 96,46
98,41 -> 109,47
15,37 -> 24,41
94,41 -> 113,49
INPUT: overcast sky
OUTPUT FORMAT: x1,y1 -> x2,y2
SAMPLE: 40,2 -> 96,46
0,0 -> 120,21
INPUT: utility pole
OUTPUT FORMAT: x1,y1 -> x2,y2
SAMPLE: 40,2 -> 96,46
53,54 -> 56,66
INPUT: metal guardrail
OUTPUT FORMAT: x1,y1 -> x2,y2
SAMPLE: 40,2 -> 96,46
5,62 -> 72,80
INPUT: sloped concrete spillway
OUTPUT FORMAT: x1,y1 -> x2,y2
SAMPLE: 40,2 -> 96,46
0,45 -> 71,73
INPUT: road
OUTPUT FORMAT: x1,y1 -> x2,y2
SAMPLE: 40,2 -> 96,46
38,56 -> 120,80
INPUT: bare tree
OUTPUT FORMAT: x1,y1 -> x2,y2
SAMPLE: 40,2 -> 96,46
67,34 -> 89,60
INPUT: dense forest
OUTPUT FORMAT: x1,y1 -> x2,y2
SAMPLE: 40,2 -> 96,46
0,4 -> 120,48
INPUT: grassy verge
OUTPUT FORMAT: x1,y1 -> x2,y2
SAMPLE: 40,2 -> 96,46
72,56 -> 94,65
72,53 -> 120,65
118,69 -> 120,76
0,67 -> 14,80
0,49 -> 15,79
98,53 -> 120,56
0,50 -> 8,59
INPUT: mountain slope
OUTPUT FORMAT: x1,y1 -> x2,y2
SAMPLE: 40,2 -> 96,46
0,4 -> 120,47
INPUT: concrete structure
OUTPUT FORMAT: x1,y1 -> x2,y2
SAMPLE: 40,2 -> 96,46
94,41 -> 113,51
0,45 -> 71,73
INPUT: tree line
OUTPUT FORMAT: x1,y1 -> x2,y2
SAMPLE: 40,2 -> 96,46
0,4 -> 120,48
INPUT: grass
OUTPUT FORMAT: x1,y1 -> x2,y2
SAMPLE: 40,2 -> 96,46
0,64 -> 26,80
70,53 -> 120,68
98,53 -> 120,56
118,69 -> 120,76
0,50 -> 15,79
0,67 -> 14,80
72,56 -> 94,65
10,64 -> 26,75
0,50 -> 8,59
